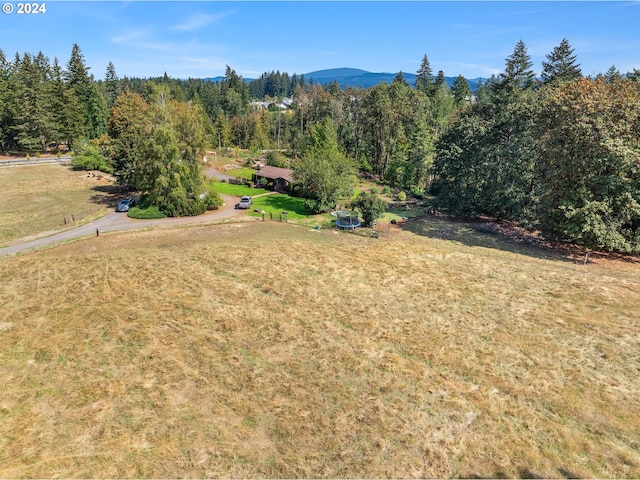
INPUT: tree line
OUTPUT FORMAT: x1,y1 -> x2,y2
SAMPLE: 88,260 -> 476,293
432,40 -> 640,253
1,40 -> 639,251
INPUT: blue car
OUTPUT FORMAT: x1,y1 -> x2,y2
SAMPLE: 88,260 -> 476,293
116,197 -> 137,212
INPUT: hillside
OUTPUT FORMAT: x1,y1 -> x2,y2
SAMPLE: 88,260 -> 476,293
1,220 -> 639,478
206,68 -> 486,90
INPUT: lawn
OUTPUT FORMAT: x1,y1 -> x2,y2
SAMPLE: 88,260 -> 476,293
228,167 -> 257,181
1,220 -> 639,478
248,193 -> 313,221
0,164 -> 117,246
212,181 -> 267,198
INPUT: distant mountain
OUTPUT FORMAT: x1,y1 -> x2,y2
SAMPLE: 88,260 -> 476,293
205,68 -> 487,91
304,67 -> 487,91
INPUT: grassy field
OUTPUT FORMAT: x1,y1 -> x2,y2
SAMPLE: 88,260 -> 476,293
1,218 -> 639,478
0,164 -> 117,246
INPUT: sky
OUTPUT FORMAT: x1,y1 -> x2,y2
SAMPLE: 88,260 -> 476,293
1,1 -> 639,80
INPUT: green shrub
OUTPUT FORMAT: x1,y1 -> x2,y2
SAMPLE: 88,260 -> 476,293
370,186 -> 379,194
127,206 -> 167,219
266,150 -> 287,168
72,142 -> 113,174
396,191 -> 407,201
204,181 -> 223,210
411,187 -> 425,199
353,191 -> 387,227
382,185 -> 391,195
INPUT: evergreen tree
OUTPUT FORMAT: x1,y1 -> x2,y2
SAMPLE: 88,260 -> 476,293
501,40 -> 536,89
541,37 -> 582,84
108,91 -> 150,187
415,54 -> 434,95
49,57 -> 84,148
404,110 -> 434,188
0,49 -> 16,151
433,42 -> 540,222
14,52 -> 55,152
429,81 -> 455,139
627,69 -> 640,82
603,65 -> 622,83
105,61 -> 121,108
361,83 -> 394,178
393,71 -> 409,87
452,75 -> 471,105
221,65 -> 249,116
65,43 -> 107,139
295,118 -> 356,213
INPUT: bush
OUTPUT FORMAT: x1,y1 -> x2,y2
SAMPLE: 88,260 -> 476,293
204,181 -> 223,210
266,150 -> 287,168
127,206 -> 167,219
370,186 -> 379,194
411,187 -> 425,199
353,191 -> 387,228
396,191 -> 407,201
72,142 -> 112,174
382,185 -> 391,195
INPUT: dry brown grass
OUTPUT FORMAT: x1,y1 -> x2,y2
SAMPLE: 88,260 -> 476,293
0,220 -> 639,478
0,164 -> 116,246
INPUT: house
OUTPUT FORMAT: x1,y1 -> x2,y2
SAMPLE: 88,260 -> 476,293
254,165 -> 294,193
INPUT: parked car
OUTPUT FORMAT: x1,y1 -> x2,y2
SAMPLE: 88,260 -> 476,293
116,197 -> 137,212
235,196 -> 252,209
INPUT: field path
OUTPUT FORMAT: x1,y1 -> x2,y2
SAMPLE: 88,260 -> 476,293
0,194 -> 244,257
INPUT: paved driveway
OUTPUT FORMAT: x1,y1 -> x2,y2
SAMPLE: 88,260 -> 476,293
0,194 -> 243,257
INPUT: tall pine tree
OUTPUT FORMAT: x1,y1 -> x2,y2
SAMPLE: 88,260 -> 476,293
65,43 -> 107,140
501,40 -> 536,90
105,61 -> 121,108
541,37 -> 582,84
415,54 -> 434,95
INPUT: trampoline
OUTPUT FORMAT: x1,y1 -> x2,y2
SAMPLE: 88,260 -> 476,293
335,210 -> 361,230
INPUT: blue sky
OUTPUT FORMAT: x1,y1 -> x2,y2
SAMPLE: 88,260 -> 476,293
1,1 -> 639,80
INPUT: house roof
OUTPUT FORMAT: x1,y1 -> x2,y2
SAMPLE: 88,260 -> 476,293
256,165 -> 294,183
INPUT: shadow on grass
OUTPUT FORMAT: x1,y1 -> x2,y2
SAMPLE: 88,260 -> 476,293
464,467 -> 581,479
396,213 -> 577,264
90,184 -> 131,208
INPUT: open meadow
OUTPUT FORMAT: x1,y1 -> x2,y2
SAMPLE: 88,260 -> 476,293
1,218 -> 639,478
0,164 -> 117,247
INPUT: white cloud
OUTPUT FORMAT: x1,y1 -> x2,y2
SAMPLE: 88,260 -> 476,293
171,11 -> 233,32
110,29 -> 150,45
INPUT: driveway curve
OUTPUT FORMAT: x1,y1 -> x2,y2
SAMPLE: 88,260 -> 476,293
0,194 -> 245,257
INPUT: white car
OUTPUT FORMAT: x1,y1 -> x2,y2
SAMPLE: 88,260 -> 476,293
235,196 -> 252,209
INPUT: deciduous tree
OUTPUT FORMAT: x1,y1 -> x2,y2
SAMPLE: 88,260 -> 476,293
537,78 -> 640,252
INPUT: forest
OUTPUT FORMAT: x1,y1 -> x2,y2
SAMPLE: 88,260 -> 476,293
1,40 -> 639,252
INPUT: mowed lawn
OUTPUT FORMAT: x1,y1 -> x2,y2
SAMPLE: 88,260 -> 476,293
0,164 -> 116,246
1,220 -> 639,478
